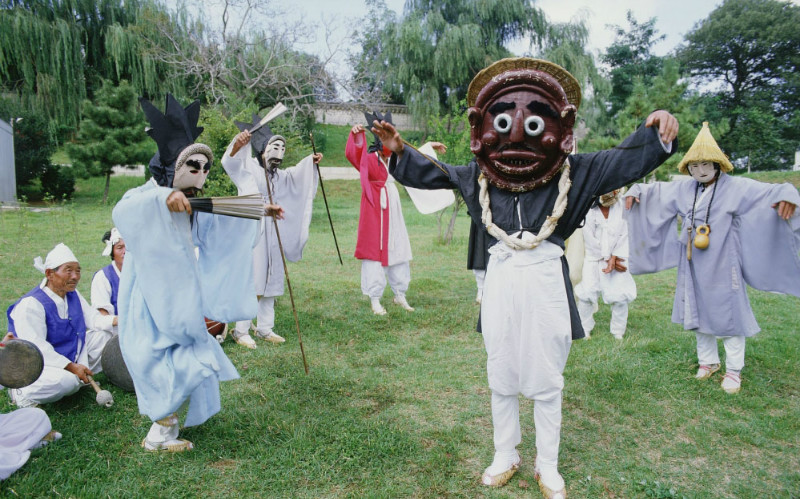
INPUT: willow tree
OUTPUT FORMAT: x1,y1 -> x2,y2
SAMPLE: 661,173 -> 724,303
0,0 -> 181,128
352,0 -> 550,122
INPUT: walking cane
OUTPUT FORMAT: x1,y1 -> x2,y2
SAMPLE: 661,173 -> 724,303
264,171 -> 310,374
309,132 -> 343,265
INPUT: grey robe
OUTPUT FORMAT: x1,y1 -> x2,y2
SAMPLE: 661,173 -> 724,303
222,143 -> 319,297
390,121 -> 675,339
626,173 -> 800,337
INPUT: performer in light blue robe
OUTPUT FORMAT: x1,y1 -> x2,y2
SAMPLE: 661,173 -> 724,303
112,94 -> 268,452
625,123 -> 800,394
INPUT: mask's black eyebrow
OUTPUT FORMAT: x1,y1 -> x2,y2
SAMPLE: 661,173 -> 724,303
527,101 -> 558,119
488,102 -> 516,115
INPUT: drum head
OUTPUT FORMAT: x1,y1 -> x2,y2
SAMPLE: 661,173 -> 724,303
101,335 -> 135,392
0,338 -> 44,389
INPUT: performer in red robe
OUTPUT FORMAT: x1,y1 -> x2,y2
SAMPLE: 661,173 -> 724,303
345,112 -> 414,315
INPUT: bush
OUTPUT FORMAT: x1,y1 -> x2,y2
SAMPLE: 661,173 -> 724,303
12,109 -> 56,190
40,164 -> 76,200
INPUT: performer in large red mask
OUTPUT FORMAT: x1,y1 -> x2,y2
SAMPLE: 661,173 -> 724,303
468,60 -> 579,192
374,57 -> 678,498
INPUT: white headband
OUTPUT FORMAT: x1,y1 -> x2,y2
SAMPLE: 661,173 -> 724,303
33,243 -> 78,274
102,228 -> 122,257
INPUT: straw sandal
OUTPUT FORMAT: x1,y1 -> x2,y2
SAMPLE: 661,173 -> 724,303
481,460 -> 520,487
721,372 -> 741,394
534,467 -> 567,499
141,438 -> 194,452
695,363 -> 720,380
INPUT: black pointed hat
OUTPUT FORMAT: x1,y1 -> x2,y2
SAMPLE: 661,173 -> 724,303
364,110 -> 393,153
234,114 -> 275,156
140,94 -> 208,186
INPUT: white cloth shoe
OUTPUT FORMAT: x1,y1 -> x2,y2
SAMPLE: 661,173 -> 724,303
481,451 -> 521,487
534,458 -> 567,498
9,388 -> 38,408
255,329 -> 286,344
393,295 -> 414,311
721,371 -> 742,394
231,329 -> 257,349
370,297 -> 387,315
142,414 -> 193,452
695,363 -> 720,380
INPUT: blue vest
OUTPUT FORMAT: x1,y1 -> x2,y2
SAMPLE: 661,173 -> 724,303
96,264 -> 120,314
6,286 -> 87,362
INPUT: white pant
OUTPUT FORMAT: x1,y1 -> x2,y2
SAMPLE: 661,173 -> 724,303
577,299 -> 629,337
696,332 -> 746,372
13,329 -> 111,405
360,260 -> 410,298
235,296 -> 276,334
482,239 -> 571,473
492,391 -> 562,474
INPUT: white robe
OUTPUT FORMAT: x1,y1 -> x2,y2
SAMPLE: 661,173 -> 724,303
574,202 -> 637,305
9,286 -> 114,369
0,407 -> 52,480
90,263 -> 120,335
222,142 -> 318,297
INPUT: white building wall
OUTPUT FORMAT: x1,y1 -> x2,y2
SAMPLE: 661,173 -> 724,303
314,103 -> 419,131
0,120 -> 17,203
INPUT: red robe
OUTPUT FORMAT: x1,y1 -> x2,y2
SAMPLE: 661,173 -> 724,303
345,131 -> 391,265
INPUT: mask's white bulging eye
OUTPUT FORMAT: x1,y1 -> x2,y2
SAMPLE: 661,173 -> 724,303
524,116 -> 544,137
493,113 -> 512,133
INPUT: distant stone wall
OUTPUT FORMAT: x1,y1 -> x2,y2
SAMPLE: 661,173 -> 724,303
314,102 -> 419,130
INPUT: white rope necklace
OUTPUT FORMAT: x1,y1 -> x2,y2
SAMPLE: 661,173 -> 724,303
478,160 -> 572,251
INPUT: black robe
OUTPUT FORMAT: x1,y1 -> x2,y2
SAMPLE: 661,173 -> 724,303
389,121 -> 676,339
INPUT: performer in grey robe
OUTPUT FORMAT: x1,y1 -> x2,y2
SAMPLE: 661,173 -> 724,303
625,122 -> 800,394
372,57 -> 678,497
222,116 -> 320,348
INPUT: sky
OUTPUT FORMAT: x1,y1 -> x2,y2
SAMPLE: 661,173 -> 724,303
176,0 -> 800,99
279,0 -> 725,59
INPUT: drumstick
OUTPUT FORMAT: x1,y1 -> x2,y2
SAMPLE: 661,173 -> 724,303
87,375 -> 114,408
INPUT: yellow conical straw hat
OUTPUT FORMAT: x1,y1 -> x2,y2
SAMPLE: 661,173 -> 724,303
678,122 -> 733,173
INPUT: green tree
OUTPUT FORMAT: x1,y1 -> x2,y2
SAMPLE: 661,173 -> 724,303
678,0 -> 800,168
583,59 -> 708,181
352,0 -> 549,122
0,0 -> 183,129
67,80 -> 153,203
601,11 -> 665,116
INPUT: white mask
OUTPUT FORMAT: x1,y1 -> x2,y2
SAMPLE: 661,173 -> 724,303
173,153 -> 210,191
688,161 -> 717,184
262,139 -> 285,166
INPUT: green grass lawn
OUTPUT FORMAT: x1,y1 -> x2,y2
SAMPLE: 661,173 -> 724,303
1,174 -> 799,498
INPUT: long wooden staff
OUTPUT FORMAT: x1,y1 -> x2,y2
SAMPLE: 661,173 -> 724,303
309,132 -> 343,265
264,171 -> 309,374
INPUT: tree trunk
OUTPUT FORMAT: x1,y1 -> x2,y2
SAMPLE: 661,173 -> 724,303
443,195 -> 464,245
103,172 -> 111,204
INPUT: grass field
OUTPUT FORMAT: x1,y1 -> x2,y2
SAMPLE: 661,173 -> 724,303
1,173 -> 799,498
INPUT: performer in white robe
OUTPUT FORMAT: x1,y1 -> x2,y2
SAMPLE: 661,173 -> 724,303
221,116 -> 319,348
6,244 -> 116,407
625,122 -> 800,393
575,190 -> 637,339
